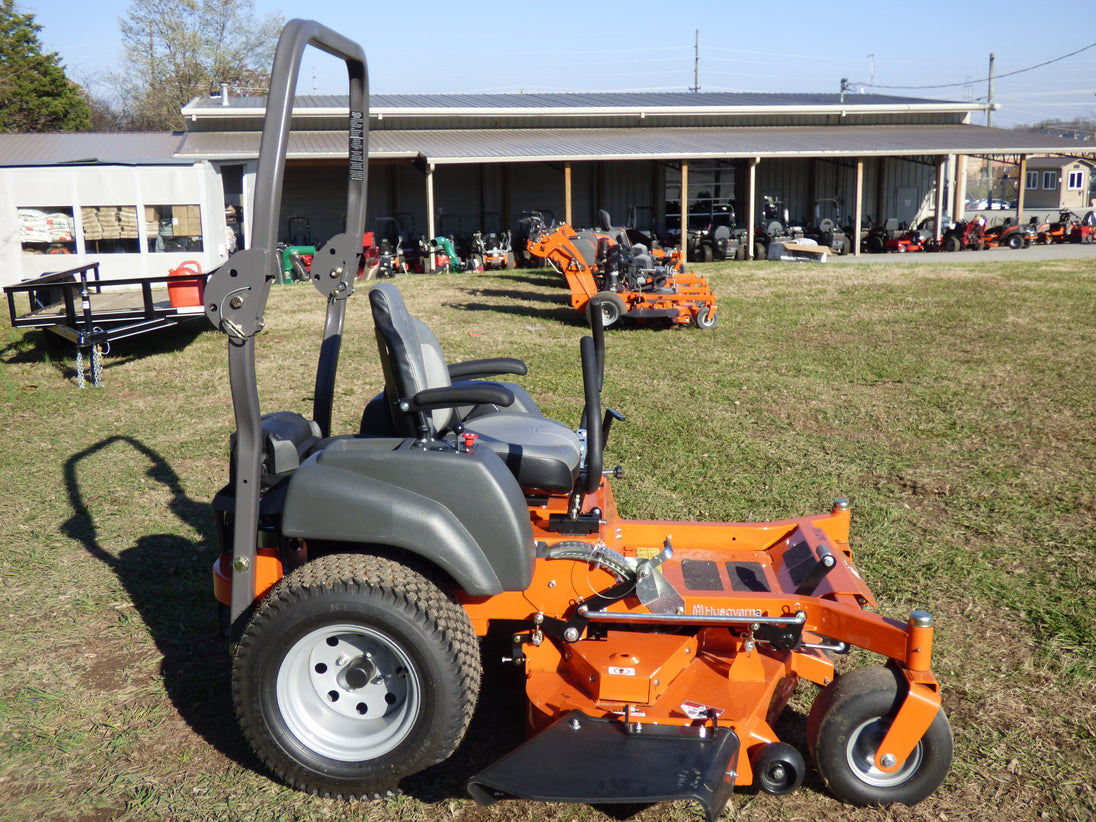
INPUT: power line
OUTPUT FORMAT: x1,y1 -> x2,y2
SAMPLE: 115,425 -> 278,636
855,41 -> 1096,91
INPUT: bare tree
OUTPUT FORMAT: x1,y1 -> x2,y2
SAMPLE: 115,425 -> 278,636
116,0 -> 282,131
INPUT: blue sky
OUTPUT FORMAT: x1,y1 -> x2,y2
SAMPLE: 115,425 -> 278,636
23,0 -> 1096,127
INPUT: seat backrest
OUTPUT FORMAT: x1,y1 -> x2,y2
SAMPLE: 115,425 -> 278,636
369,282 -> 456,436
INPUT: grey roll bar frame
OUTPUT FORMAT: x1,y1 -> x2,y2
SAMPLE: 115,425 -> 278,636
203,19 -> 369,635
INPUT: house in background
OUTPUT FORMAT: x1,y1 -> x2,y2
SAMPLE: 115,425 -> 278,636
1022,157 -> 1093,213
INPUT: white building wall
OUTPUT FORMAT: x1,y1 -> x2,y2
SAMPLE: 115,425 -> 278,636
1,161 -> 228,289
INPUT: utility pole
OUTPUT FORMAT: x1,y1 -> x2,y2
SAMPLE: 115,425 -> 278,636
987,53 -> 995,127
690,29 -> 700,93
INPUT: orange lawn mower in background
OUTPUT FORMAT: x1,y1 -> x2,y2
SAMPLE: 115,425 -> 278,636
525,209 -> 718,329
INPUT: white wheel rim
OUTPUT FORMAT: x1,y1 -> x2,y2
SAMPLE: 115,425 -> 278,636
844,717 -> 924,788
276,623 -> 422,762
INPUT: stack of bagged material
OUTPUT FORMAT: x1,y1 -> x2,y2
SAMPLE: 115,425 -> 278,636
18,209 -> 75,243
119,207 -> 139,238
81,206 -> 103,240
98,207 -> 122,240
145,206 -> 161,238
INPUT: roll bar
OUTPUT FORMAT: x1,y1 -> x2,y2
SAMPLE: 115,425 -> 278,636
204,19 -> 369,634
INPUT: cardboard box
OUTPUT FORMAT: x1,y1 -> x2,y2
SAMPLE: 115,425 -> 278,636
186,205 -> 201,236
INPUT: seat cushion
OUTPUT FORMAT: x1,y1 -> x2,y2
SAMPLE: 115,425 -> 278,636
465,414 -> 582,494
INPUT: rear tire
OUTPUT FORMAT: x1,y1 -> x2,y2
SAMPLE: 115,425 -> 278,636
1006,233 -> 1023,250
233,554 -> 481,798
807,666 -> 952,806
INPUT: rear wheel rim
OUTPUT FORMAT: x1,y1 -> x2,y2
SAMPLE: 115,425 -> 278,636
277,623 -> 422,762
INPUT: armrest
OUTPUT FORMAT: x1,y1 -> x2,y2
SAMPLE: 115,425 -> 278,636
407,384 -> 515,412
447,357 -> 527,380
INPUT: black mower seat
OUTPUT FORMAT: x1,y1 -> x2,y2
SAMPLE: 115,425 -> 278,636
368,283 -> 581,493
359,314 -> 543,435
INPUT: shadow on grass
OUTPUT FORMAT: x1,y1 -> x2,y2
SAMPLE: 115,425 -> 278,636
483,269 -> 562,289
2,322 -> 210,384
451,299 -> 581,328
60,435 -> 252,767
451,293 -> 688,334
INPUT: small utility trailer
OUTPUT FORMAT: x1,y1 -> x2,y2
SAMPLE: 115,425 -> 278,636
4,261 -> 207,386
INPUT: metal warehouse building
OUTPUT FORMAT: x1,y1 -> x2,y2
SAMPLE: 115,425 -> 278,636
2,89 -> 1093,286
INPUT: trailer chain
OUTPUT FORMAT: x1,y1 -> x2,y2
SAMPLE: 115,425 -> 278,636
91,344 -> 103,387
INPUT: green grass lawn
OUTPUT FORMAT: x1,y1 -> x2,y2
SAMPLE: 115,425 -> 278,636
1,257 -> 1094,821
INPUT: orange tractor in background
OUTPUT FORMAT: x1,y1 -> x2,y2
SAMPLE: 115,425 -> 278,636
525,210 -> 718,329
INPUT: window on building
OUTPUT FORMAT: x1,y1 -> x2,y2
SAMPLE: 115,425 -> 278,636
1042,171 -> 1058,191
1067,170 -> 1084,190
1026,170 -> 1039,190
18,207 -> 76,255
81,206 -> 141,253
145,205 -> 204,252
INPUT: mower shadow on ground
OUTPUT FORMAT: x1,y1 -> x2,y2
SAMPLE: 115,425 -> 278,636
450,299 -> 581,328
60,435 -> 254,768
468,286 -> 568,305
490,270 -> 562,289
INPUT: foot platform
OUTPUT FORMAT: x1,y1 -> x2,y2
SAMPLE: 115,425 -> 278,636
467,710 -> 739,822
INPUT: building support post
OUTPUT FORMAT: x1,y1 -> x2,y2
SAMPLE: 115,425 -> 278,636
564,161 -> 573,226
680,160 -> 689,262
854,158 -> 864,257
1017,154 -> 1028,224
954,154 -> 968,221
934,156 -> 947,244
747,157 -> 758,259
503,163 -> 512,231
425,162 -> 436,272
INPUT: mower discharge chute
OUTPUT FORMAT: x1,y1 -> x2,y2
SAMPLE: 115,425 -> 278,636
206,20 -> 952,820
525,210 -> 718,329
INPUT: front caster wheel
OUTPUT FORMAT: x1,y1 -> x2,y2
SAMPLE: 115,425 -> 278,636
232,554 -> 482,798
807,666 -> 952,806
751,741 -> 805,795
693,306 -> 718,329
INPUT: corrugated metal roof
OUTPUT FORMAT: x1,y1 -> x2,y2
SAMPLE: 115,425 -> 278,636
0,132 -> 187,167
182,91 -> 977,118
175,124 -> 1096,164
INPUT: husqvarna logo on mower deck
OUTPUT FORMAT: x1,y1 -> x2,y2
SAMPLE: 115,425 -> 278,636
691,605 -> 764,618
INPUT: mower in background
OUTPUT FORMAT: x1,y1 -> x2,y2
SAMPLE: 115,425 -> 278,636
982,218 -> 1037,250
525,209 -> 717,328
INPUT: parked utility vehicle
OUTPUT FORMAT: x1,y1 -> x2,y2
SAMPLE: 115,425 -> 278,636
206,21 -> 952,821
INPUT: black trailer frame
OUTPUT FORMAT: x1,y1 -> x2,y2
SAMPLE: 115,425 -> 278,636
4,262 -> 207,386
